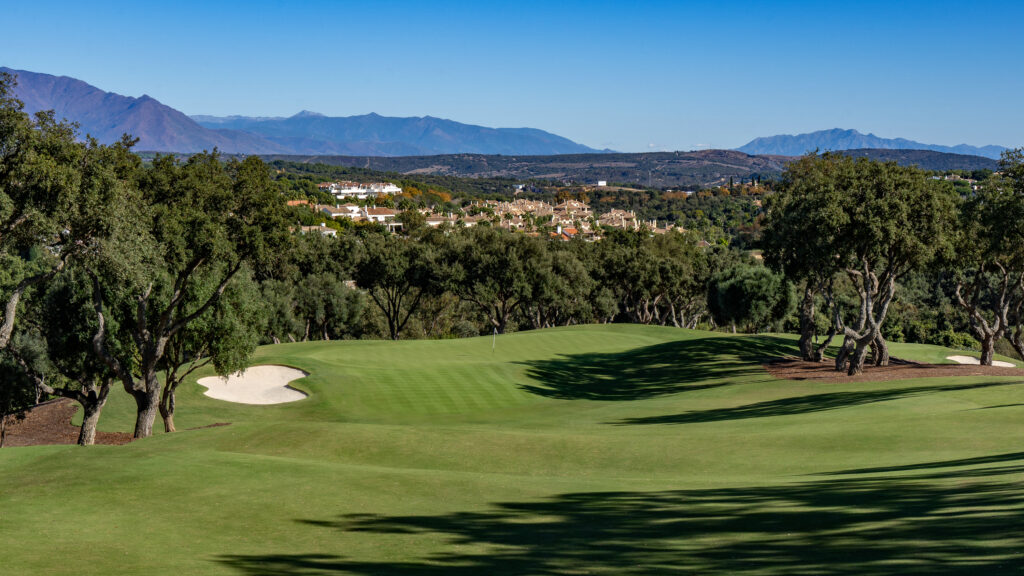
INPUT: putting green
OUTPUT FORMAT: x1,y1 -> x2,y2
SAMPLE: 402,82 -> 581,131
1,325 -> 1023,574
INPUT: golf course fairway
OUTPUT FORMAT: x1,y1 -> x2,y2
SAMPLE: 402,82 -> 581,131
1,324 -> 1023,574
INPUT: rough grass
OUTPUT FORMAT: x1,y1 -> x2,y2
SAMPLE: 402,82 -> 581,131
2,325 -> 1023,575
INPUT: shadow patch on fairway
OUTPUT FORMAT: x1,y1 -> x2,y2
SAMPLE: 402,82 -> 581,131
219,475 -> 1024,575
615,380 -> 1020,425
822,451 -> 1024,477
517,335 -> 793,400
973,403 -> 1024,410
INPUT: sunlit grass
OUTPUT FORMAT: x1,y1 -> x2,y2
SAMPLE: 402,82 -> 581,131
2,325 -> 1023,574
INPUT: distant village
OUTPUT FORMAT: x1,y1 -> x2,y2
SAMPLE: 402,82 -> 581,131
294,180 -> 690,241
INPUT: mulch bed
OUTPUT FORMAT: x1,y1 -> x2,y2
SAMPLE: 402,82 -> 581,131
1,398 -> 134,447
766,357 -> 1024,383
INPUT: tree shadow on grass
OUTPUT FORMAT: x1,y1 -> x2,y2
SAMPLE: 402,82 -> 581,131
218,467 -> 1024,575
973,403 -> 1024,410
615,380 -> 1022,425
822,451 -> 1024,478
517,335 -> 795,400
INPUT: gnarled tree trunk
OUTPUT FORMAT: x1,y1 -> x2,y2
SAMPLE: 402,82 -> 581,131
132,386 -> 160,439
871,334 -> 890,367
835,337 -> 856,373
979,337 -> 996,366
0,414 -> 8,448
159,389 -> 177,433
77,391 -> 109,446
1009,323 -> 1024,364
800,280 -> 839,363
838,261 -> 898,376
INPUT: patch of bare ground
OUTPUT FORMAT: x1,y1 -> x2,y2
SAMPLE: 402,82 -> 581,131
765,357 -> 1024,383
2,399 -> 133,447
402,165 -> 451,175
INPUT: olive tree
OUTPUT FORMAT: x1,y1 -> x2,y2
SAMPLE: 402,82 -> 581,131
765,153 -> 955,374
952,153 -> 1024,365
446,227 -> 550,334
157,267 -> 264,433
0,72 -> 133,353
993,150 -> 1024,359
28,270 -> 124,445
763,153 -> 849,360
354,234 -> 439,340
0,71 -> 142,444
707,262 -> 792,334
91,153 -> 287,438
834,158 -> 954,374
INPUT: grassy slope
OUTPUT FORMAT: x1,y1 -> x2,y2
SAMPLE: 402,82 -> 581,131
2,325 -> 1023,575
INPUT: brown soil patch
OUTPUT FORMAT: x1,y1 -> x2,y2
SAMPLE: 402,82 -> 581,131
766,357 -> 1024,383
2,399 -> 133,447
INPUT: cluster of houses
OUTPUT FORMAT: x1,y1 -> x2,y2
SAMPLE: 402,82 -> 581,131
295,196 -> 680,241
416,198 -> 670,240
478,198 -> 672,239
288,199 -> 402,235
935,173 -> 983,191
319,203 -> 403,232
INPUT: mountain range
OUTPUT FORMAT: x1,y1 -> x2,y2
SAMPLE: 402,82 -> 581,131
1,67 -> 1010,162
0,67 -> 600,156
191,112 -> 601,156
737,128 -> 1008,160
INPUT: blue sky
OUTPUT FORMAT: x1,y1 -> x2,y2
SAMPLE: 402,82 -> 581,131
2,0 -> 1022,152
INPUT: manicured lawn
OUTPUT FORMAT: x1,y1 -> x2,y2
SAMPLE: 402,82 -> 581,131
2,325 -> 1023,574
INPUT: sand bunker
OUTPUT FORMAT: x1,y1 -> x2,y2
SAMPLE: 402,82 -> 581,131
197,365 -> 309,405
947,355 -> 1016,368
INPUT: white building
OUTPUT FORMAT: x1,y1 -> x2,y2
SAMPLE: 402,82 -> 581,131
363,206 -> 403,232
319,181 -> 403,200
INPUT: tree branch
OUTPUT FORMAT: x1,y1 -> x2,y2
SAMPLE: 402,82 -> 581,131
166,261 -> 242,338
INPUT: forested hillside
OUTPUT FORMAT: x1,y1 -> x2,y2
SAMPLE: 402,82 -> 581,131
261,148 -> 998,189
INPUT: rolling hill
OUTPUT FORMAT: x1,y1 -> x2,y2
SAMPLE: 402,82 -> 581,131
840,148 -> 999,171
261,149 -> 792,188
260,147 -> 997,188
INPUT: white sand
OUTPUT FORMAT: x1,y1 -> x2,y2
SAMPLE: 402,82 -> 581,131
946,355 -> 1016,368
197,365 -> 309,404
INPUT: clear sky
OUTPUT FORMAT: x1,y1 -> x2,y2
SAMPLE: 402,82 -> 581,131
2,0 -> 1022,152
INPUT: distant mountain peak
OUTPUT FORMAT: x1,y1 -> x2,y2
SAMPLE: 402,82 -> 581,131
737,128 -> 1008,160
2,67 -> 285,153
292,110 -> 324,118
